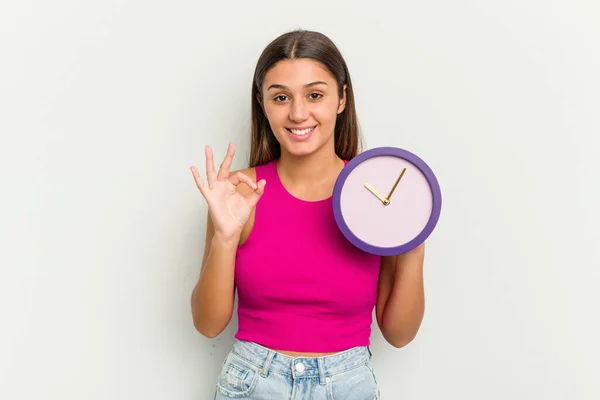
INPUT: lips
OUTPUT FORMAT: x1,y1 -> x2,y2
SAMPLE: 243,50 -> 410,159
287,126 -> 316,136
286,126 -> 315,142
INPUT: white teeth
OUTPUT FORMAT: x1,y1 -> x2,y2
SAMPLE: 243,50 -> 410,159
289,127 -> 314,136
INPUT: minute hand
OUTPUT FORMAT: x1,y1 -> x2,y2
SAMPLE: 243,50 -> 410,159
386,168 -> 407,201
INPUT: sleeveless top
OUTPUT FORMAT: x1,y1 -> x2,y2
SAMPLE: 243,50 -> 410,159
234,159 -> 382,352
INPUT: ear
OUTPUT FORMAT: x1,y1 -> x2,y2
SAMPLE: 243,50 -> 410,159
256,92 -> 266,113
337,84 -> 347,114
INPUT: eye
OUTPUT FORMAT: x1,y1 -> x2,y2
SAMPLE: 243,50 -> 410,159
309,93 -> 323,100
274,95 -> 288,102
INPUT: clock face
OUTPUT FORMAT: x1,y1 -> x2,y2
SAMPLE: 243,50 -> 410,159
332,147 -> 442,256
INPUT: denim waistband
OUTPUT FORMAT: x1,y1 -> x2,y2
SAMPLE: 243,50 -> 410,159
230,340 -> 372,380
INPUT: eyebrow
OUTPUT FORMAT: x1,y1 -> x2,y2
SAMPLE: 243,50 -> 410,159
266,81 -> 328,91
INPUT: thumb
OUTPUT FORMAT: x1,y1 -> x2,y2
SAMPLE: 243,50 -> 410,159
246,179 -> 266,209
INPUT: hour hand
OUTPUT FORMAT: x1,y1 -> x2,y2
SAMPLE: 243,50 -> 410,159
364,183 -> 390,205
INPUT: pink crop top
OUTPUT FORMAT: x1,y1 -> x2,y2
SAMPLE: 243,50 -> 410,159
234,159 -> 382,352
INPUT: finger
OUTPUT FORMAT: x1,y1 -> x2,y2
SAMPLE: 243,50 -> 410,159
205,146 -> 217,188
246,179 -> 266,208
229,172 -> 257,190
190,166 -> 208,196
217,142 -> 235,180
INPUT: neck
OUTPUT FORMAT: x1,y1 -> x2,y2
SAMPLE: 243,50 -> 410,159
277,146 -> 343,186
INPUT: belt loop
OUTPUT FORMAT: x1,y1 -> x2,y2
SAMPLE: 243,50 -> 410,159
318,357 -> 326,385
367,345 -> 373,359
260,350 -> 275,378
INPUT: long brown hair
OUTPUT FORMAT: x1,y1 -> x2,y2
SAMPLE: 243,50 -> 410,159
248,30 -> 363,167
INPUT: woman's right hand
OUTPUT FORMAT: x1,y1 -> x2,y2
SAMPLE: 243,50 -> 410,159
190,143 -> 266,242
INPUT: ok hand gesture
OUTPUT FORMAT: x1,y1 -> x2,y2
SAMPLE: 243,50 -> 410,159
190,143 -> 266,242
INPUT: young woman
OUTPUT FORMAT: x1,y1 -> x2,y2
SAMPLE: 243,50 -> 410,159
190,29 -> 426,400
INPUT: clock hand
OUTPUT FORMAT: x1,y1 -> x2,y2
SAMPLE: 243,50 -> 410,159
386,168 -> 407,201
364,183 -> 390,205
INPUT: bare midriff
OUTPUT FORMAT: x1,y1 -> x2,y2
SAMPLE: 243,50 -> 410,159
272,349 -> 340,357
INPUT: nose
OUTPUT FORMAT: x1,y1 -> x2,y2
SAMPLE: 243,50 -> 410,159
289,98 -> 309,122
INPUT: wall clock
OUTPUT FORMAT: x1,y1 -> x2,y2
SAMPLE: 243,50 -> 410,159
332,147 -> 442,256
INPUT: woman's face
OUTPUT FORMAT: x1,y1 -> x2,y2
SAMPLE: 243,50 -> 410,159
260,58 -> 346,159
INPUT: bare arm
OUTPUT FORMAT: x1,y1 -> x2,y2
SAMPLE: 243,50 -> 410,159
188,143 -> 265,339
190,215 -> 238,338
376,242 -> 425,348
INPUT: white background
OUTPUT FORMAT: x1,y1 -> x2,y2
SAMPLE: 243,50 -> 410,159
1,1 -> 599,399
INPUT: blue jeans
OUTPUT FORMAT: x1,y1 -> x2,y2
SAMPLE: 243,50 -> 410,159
214,340 -> 380,399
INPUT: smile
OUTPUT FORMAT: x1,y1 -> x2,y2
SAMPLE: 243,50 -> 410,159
287,126 -> 316,136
